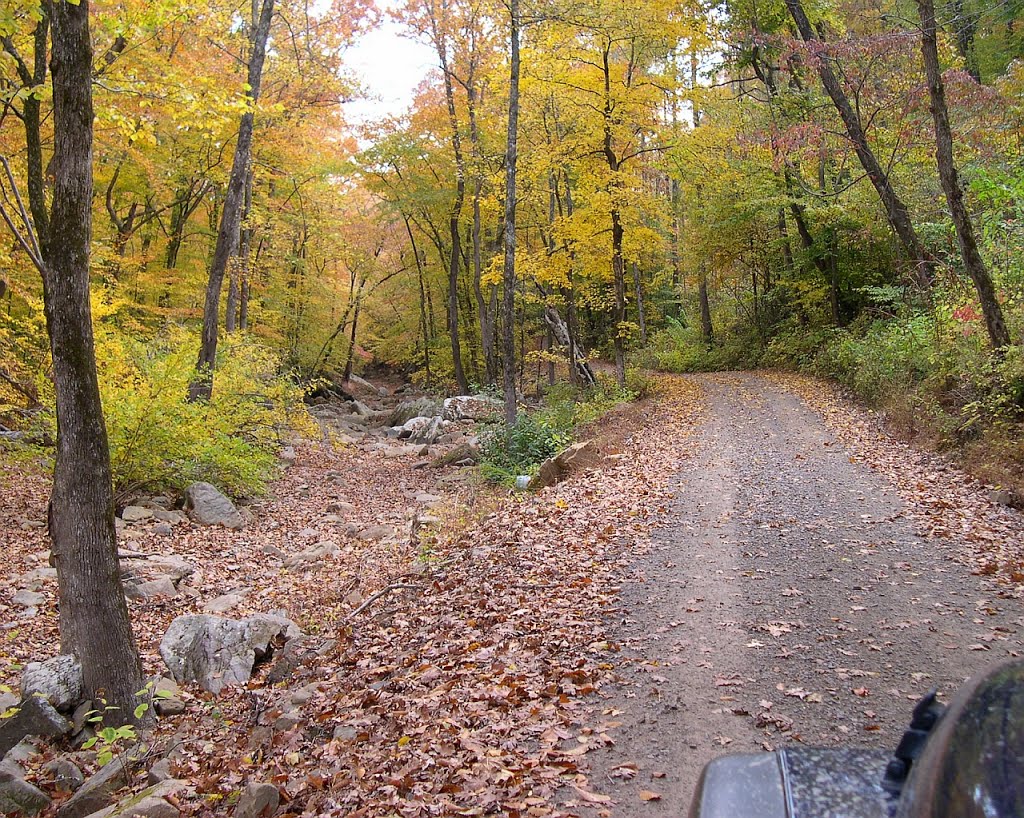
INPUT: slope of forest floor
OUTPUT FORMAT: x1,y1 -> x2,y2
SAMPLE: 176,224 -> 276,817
2,371 -> 1023,817
0,377 -> 703,817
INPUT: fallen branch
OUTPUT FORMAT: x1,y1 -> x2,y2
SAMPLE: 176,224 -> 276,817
346,584 -> 422,621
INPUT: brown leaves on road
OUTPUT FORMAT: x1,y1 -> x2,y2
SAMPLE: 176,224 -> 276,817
0,376 -> 703,817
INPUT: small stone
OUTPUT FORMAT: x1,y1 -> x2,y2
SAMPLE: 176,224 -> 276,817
296,527 -> 318,540
146,758 -> 172,786
12,590 -> 44,608
151,509 -> 186,525
332,725 -> 357,741
124,576 -> 178,600
235,782 -> 280,818
154,698 -> 186,717
273,710 -> 302,732
289,684 -> 318,707
279,446 -> 297,465
44,758 -> 84,792
261,544 -> 285,559
326,501 -> 355,514
152,523 -> 173,537
202,590 -> 249,614
357,525 -> 394,542
120,506 -> 153,522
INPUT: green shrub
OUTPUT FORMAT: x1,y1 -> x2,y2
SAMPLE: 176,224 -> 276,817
480,413 -> 571,482
92,320 -> 308,500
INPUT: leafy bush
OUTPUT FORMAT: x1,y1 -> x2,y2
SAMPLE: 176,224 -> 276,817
90,314 -> 309,500
479,380 -> 639,482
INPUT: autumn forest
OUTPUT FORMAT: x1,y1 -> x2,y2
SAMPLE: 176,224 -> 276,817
1,0 -> 1023,813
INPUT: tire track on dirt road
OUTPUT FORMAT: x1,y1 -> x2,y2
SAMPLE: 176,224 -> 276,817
586,372 -> 1024,816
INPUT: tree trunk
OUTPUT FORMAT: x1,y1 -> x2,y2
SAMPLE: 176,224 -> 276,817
699,268 -> 713,347
544,306 -> 597,386
631,261 -> 648,345
45,0 -> 144,725
602,43 -> 627,388
918,0 -> 1010,349
188,0 -> 274,401
784,0 -> 934,290
501,0 -> 521,425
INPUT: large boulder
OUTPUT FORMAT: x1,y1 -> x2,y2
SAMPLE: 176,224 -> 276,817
159,614 -> 303,695
183,482 -> 243,529
528,440 -> 602,490
381,398 -> 442,428
0,697 -> 71,760
21,655 -> 83,712
441,395 -> 502,422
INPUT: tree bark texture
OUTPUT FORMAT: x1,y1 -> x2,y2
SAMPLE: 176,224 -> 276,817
918,0 -> 1010,349
501,0 -> 521,425
784,0 -> 934,290
188,0 -> 274,401
45,0 -> 144,725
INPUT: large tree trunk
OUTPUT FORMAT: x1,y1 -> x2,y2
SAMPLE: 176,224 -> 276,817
784,0 -> 934,290
501,0 -> 521,425
188,0 -> 274,401
45,0 -> 144,726
918,0 -> 1010,349
602,44 -> 627,388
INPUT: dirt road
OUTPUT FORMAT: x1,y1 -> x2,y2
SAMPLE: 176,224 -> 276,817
588,372 -> 1024,815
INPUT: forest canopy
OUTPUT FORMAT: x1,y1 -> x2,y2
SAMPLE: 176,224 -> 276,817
1,0 -> 1023,490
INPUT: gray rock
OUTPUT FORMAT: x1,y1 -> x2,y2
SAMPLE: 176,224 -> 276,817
16,568 -> 56,591
44,758 -> 84,792
261,544 -> 285,559
184,482 -> 243,529
357,525 -> 394,542
146,759 -> 172,785
0,698 -> 72,759
12,590 -> 44,608
21,655 -> 83,712
119,554 -> 195,586
152,524 -> 173,537
83,779 -> 185,818
120,506 -> 153,523
332,725 -> 357,741
151,509 -> 186,525
326,500 -> 355,514
159,614 -> 303,695
202,591 -> 248,614
381,398 -> 443,427
529,440 -> 602,489
0,759 -> 50,815
441,394 -> 502,422
54,756 -> 130,818
124,576 -> 178,600
234,782 -> 280,818
154,697 -> 185,717
272,710 -> 301,732
279,446 -> 297,465
283,541 -> 339,570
